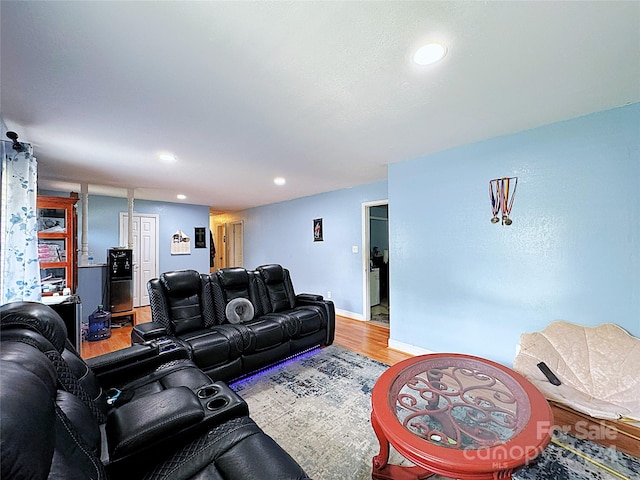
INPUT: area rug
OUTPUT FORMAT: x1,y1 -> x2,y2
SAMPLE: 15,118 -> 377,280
230,345 -> 639,480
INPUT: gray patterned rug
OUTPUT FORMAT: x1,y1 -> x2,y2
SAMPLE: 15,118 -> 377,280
230,345 -> 639,480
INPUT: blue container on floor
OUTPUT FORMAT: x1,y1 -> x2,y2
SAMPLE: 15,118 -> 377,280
87,305 -> 111,341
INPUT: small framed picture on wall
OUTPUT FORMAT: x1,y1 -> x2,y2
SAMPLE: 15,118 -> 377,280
313,218 -> 323,242
194,227 -> 206,248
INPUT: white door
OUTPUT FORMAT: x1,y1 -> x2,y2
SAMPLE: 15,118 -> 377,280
120,213 -> 159,307
137,216 -> 158,306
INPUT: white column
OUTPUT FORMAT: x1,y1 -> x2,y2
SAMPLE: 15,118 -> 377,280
127,188 -> 134,249
79,183 -> 90,266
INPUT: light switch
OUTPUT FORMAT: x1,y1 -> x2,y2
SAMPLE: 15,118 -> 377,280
352,245 -> 359,253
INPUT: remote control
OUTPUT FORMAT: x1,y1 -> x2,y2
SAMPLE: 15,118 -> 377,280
537,362 -> 561,386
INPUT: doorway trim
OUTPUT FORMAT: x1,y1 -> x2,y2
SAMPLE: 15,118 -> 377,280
361,199 -> 388,321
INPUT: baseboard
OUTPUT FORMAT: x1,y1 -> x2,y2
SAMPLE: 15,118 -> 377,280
335,308 -> 364,321
388,338 -> 433,356
336,311 -> 432,357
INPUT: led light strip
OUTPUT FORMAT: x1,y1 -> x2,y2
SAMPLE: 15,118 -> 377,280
228,345 -> 321,387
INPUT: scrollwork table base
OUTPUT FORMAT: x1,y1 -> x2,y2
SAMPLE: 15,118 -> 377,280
371,353 -> 553,480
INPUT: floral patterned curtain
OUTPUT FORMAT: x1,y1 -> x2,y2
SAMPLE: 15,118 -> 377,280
1,139 -> 41,304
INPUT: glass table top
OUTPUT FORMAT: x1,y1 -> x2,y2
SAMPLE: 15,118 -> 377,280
388,356 -> 531,451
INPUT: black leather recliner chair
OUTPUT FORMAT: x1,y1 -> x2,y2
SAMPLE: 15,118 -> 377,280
0,302 -> 245,467
133,264 -> 335,382
142,269 -> 247,380
0,301 -> 312,480
205,267 -> 294,373
0,301 -> 213,413
255,264 -> 335,351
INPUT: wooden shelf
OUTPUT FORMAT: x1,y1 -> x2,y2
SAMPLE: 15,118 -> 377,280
38,193 -> 78,295
111,309 -> 137,326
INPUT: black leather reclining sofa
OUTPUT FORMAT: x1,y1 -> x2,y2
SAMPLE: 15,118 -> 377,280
132,264 -> 336,381
0,301 -> 311,480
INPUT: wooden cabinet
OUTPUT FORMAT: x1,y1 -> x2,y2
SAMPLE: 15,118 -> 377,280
37,193 -> 78,295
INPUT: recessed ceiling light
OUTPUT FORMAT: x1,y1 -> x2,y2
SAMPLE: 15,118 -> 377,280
413,43 -> 447,66
274,177 -> 286,186
177,194 -> 186,200
159,153 -> 176,162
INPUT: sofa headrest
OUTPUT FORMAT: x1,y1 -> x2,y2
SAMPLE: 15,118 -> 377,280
0,340 -> 58,392
257,264 -> 285,284
216,268 -> 250,289
160,270 -> 202,297
0,301 -> 68,353
0,360 -> 57,479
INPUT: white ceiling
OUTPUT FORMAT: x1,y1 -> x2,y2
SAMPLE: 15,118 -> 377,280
2,1 -> 639,211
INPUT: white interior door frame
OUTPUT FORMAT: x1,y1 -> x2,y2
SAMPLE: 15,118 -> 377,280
361,199 -> 388,321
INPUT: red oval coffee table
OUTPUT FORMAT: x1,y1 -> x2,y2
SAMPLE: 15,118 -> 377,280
371,353 -> 553,480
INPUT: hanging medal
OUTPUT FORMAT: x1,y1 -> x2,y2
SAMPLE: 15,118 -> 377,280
502,177 -> 518,225
489,179 -> 501,223
489,176 -> 518,225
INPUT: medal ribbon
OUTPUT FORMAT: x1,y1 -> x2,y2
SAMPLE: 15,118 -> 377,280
503,177 -> 518,217
489,179 -> 501,218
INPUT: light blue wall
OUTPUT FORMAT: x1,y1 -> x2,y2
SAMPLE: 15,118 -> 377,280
241,181 -> 388,315
133,199 -> 210,273
39,192 -> 210,274
388,103 -> 640,366
82,195 -> 125,265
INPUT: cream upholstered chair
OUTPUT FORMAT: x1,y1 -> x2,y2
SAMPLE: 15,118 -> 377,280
513,321 -> 640,421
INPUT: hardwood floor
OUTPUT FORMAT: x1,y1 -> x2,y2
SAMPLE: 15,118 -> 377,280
81,306 -> 413,366
82,306 -> 151,359
334,314 -> 412,365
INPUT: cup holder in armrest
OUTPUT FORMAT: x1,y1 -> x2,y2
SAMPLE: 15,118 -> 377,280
195,381 -> 249,425
207,397 -> 229,410
197,385 -> 218,399
155,338 -> 180,354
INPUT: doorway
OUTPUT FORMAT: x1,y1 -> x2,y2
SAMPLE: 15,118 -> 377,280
362,201 -> 389,326
214,223 -> 226,270
211,220 -> 244,270
119,213 -> 159,307
228,221 -> 243,267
